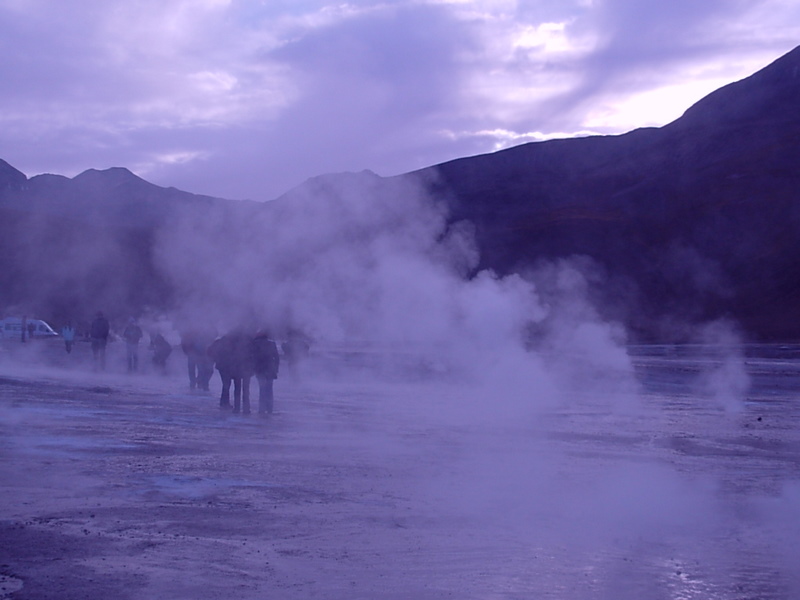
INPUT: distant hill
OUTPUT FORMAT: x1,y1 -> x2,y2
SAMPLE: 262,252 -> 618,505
0,162 -> 253,329
413,44 -> 800,340
2,45 -> 799,341
276,45 -> 800,340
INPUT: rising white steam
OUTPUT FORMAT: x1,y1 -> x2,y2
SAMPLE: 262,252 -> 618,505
153,170 -> 637,416
695,319 -> 751,412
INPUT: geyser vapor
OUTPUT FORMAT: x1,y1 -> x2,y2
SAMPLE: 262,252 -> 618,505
153,169 -> 633,408
159,169 -> 769,597
156,171 -> 477,342
696,319 -> 751,412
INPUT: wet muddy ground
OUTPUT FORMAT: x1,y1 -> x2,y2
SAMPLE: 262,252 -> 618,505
1,340 -> 799,599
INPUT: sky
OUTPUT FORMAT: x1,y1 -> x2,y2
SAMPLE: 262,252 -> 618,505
0,0 -> 798,202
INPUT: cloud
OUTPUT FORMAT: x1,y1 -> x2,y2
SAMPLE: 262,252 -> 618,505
0,0 -> 798,200
528,0 -> 800,131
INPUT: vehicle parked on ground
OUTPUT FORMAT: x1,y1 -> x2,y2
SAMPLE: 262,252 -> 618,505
0,317 -> 59,339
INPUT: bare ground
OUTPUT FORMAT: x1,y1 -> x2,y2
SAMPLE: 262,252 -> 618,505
2,340 -> 800,599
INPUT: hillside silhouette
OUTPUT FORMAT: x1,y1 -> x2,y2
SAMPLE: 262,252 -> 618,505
2,45 -> 799,341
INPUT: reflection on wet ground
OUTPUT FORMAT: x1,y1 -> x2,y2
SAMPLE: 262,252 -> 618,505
0,343 -> 798,598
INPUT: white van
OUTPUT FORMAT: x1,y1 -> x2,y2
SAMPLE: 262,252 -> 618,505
0,317 -> 59,340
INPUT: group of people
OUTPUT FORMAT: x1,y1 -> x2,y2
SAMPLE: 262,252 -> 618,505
180,326 -> 312,416
204,328 -> 281,415
63,311 -> 172,374
61,311 -> 308,416
61,311 -> 309,414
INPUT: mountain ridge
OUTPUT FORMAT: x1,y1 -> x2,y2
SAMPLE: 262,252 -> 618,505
2,45 -> 799,340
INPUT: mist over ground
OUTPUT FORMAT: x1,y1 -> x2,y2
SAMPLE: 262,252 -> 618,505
2,169 -> 798,598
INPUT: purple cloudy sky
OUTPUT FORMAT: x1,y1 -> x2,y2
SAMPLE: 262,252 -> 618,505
1,0 -> 798,201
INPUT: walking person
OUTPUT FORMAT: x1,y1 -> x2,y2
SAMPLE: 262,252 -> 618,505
123,317 -> 143,372
181,327 -> 216,391
208,334 -> 235,409
208,329 -> 254,413
90,311 -> 110,371
252,329 -> 280,415
61,322 -> 76,353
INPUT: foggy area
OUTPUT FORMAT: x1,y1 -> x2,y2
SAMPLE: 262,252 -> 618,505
2,174 -> 800,599
2,335 -> 800,599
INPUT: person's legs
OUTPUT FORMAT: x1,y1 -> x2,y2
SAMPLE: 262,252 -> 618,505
199,360 -> 213,391
257,375 -> 274,414
219,372 -> 232,408
187,355 -> 198,389
242,376 -> 251,414
232,378 -> 242,413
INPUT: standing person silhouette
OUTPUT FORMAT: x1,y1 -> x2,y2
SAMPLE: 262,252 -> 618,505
123,317 -> 143,372
90,311 -> 110,371
252,329 -> 280,414
181,327 -> 216,391
61,322 -> 76,353
208,329 -> 254,413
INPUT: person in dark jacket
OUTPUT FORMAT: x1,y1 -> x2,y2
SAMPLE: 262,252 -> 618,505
181,327 -> 216,391
90,311 -> 110,370
252,329 -> 280,414
208,330 -> 254,413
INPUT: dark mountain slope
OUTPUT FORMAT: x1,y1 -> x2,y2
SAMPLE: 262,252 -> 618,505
401,45 -> 800,339
2,46 -> 799,340
0,167 -> 242,325
0,159 -> 26,192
